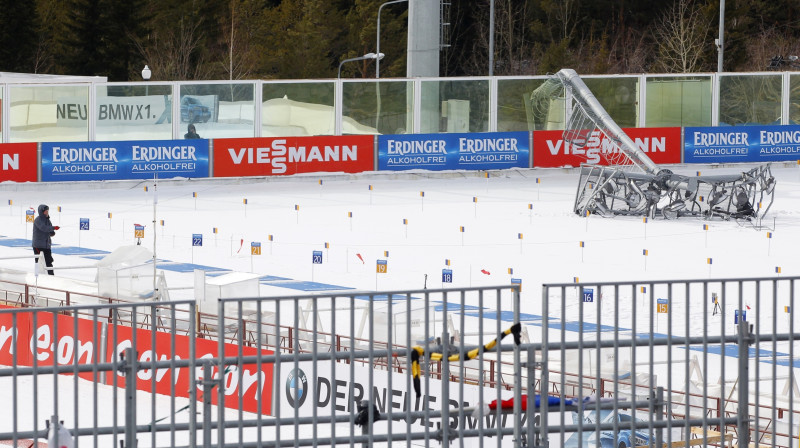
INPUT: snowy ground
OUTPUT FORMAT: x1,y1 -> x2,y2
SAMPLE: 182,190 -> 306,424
1,162 -> 798,301
1,161 -> 799,446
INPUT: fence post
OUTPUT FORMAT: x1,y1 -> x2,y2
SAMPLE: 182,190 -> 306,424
655,386 -> 665,448
203,361 -> 213,448
123,347 -> 137,448
526,345 -> 536,448
737,315 -> 753,448
513,286 -> 522,447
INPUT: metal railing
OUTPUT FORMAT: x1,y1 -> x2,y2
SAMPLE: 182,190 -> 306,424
0,278 -> 796,447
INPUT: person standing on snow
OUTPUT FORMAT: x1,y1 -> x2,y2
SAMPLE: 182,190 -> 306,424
32,204 -> 59,275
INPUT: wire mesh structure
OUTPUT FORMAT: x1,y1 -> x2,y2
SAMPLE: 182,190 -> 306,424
531,69 -> 777,224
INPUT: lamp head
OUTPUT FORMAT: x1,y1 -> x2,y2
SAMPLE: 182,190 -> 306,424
141,65 -> 152,81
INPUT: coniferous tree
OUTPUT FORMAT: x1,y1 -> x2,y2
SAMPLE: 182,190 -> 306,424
0,0 -> 38,72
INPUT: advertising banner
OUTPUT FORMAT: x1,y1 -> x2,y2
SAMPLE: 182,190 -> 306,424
0,308 -> 103,381
275,360 -> 565,447
0,143 -> 38,182
533,127 -> 682,168
213,135 -> 374,177
0,306 -> 31,367
106,324 -> 274,415
58,95 -> 171,127
0,307 -> 274,416
29,312 -> 104,382
378,132 -> 529,171
41,140 -> 210,181
684,125 -> 800,163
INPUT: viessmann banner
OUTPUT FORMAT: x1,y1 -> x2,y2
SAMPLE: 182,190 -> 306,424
41,140 -> 210,181
213,135 -> 374,177
378,132 -> 530,171
0,142 -> 38,182
532,127 -> 682,168
684,125 -> 800,163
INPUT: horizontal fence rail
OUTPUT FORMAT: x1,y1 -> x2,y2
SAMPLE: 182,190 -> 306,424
0,278 -> 796,447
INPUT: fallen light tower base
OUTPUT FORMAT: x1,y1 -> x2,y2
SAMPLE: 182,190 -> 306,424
532,69 -> 776,224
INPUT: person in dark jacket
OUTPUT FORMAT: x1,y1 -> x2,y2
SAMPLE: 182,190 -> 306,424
32,204 -> 59,275
184,123 -> 200,139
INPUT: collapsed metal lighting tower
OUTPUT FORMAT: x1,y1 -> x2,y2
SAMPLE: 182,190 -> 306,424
531,69 -> 776,223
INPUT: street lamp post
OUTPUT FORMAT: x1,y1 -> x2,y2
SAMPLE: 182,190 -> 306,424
376,0 -> 408,78
338,53 -> 385,79
141,65 -> 151,96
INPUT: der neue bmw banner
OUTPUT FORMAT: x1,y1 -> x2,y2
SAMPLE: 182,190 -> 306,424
378,131 -> 529,171
41,140 -> 209,181
684,125 -> 800,163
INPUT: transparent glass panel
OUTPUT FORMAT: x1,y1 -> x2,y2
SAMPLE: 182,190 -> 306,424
262,81 -> 335,137
497,78 -> 561,131
582,77 -> 639,128
9,85 -> 89,143
342,80 -> 412,135
95,84 -> 173,141
420,79 -> 489,133
790,74 -> 800,125
179,83 -> 255,139
719,74 -> 782,126
645,76 -> 712,127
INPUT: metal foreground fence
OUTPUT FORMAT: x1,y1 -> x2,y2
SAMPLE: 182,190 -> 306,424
0,279 -> 797,447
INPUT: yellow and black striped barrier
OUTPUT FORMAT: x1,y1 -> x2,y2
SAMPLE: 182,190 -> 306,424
410,322 -> 521,397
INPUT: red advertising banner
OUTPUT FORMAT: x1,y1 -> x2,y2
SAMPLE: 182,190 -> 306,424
213,135 -> 374,177
0,142 -> 38,182
29,312 -> 104,381
0,306 -> 275,416
106,324 -> 274,415
0,308 -> 103,380
0,305 -> 31,367
533,127 -> 682,168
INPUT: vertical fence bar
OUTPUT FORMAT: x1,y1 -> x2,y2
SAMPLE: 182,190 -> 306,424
124,347 -> 137,448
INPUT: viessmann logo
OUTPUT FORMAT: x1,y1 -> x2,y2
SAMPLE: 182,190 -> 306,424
285,368 -> 308,408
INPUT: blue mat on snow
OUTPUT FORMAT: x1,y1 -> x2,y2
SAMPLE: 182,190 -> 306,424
157,262 -> 230,273
51,246 -> 110,256
263,280 -> 354,291
0,238 -> 33,247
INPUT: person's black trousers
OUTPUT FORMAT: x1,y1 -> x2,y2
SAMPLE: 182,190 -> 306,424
33,247 -> 54,275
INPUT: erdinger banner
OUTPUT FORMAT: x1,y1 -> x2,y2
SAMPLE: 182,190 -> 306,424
0,142 -> 37,182
214,135 -> 374,177
533,127 -> 681,168
685,125 -> 800,163
41,140 -> 210,181
378,132 -> 529,171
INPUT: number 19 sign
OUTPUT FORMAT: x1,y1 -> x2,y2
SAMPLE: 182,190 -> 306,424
376,259 -> 388,273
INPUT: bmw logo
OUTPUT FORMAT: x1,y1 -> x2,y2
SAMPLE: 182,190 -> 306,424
285,368 -> 308,408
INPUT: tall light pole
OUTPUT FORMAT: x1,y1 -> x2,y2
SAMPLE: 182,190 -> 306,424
376,0 -> 408,78
717,0 -> 725,72
338,53 -> 385,79
489,0 -> 495,76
